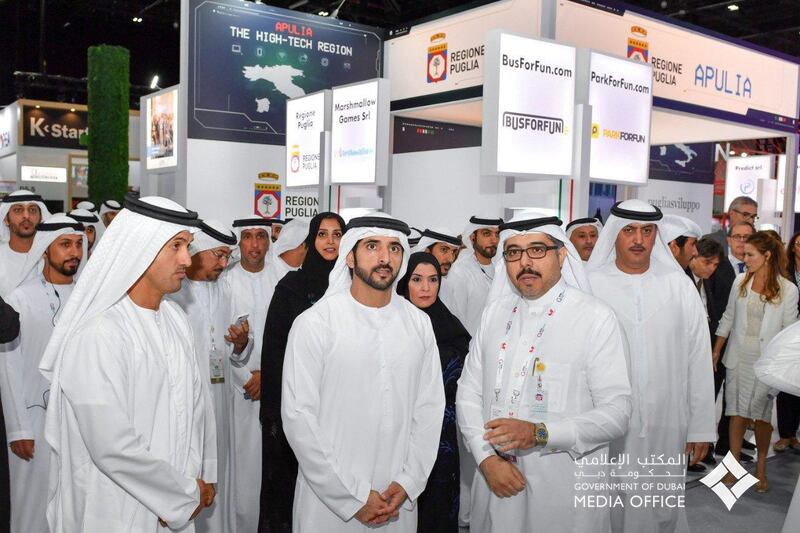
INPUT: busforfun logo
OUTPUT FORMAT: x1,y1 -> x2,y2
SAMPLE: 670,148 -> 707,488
591,123 -> 600,139
699,452 -> 758,510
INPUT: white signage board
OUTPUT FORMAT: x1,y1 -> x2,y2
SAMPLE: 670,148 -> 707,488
585,50 -> 653,185
776,154 -> 800,213
285,91 -> 330,188
21,165 -> 67,183
555,1 -> 799,126
284,189 -> 319,219
724,155 -> 773,208
385,0 -> 541,103
330,79 -> 390,185
638,179 -> 713,234
145,88 -> 178,170
482,31 -> 576,178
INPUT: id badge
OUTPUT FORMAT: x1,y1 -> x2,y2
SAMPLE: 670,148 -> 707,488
489,402 -> 518,462
210,349 -> 224,384
529,375 -> 548,420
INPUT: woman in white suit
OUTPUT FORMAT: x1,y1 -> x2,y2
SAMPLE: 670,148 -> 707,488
713,231 -> 799,492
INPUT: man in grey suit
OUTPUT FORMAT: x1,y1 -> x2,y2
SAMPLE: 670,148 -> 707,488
705,196 -> 759,255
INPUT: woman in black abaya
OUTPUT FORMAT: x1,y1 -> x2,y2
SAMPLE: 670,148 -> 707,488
258,211 -> 345,532
397,252 -> 471,533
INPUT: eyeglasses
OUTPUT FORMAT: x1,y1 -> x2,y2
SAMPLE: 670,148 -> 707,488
731,208 -> 758,221
502,244 -> 560,262
211,250 -> 231,261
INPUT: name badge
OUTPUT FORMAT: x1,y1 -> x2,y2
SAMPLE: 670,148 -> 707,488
529,375 -> 548,420
210,349 -> 224,384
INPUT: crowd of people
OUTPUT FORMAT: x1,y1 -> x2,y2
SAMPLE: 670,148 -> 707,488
0,189 -> 798,533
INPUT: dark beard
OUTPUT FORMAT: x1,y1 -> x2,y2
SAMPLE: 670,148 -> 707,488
353,255 -> 397,291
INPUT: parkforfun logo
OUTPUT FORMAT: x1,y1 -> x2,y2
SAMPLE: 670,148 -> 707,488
592,123 -> 646,144
503,112 -> 566,135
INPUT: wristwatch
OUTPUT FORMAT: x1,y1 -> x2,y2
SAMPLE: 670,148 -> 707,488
534,423 -> 549,447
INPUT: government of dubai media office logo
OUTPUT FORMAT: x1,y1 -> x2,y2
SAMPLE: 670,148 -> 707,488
427,33 -> 448,83
627,25 -> 649,63
699,452 -> 758,510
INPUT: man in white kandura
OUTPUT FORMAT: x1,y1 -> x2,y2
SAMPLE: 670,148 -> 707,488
68,208 -> 104,256
456,215 -> 631,533
222,217 -> 307,532
587,200 -> 716,533
444,216 -> 503,336
413,227 -> 462,277
566,217 -> 603,263
99,199 -> 122,227
0,214 -> 86,532
0,190 -> 50,297
169,219 -> 252,533
40,195 -> 216,532
282,213 -> 445,532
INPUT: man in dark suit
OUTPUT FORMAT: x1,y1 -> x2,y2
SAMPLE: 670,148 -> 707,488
705,196 -> 759,257
689,238 -> 752,463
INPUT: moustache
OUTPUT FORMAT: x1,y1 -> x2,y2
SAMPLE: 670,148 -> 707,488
372,265 -> 394,275
516,267 -> 541,280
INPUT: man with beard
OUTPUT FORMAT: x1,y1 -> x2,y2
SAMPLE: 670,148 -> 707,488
282,214 -> 445,532
442,217 -> 503,336
0,214 -> 85,532
414,228 -> 462,276
566,217 -> 603,262
68,209 -> 103,256
169,220 -> 251,533
587,200 -> 715,533
662,214 -> 702,271
99,200 -> 122,227
0,191 -> 50,297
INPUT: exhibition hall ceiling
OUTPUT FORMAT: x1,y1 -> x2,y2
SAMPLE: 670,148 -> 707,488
0,0 -> 798,107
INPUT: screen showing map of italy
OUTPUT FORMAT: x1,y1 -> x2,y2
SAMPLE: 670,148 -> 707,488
188,0 -> 383,145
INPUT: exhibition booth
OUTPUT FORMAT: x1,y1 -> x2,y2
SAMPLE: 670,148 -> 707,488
0,100 -> 141,211
136,0 -> 799,237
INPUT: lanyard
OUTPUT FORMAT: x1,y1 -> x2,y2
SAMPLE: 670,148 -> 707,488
493,288 -> 566,418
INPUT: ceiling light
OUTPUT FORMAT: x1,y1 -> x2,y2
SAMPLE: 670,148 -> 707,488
70,108 -> 76,112
729,150 -> 736,155
35,105 -> 40,109
132,16 -> 143,23
318,10 -> 329,16
150,75 -> 160,89
727,4 -> 739,11
741,152 -> 749,157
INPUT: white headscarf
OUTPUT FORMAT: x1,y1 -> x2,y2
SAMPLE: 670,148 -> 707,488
69,208 -> 105,246
660,214 -> 703,244
456,215 -> 504,263
565,217 -> 604,239
231,218 -> 273,265
323,213 -> 411,301
586,199 -> 681,273
190,219 -> 236,256
75,201 -> 98,215
16,214 -> 88,288
486,215 -> 591,306
99,200 -> 122,216
267,218 -> 310,262
0,190 -> 51,242
412,227 -> 462,254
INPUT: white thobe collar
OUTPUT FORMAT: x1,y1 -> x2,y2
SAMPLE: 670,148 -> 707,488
472,253 -> 494,281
